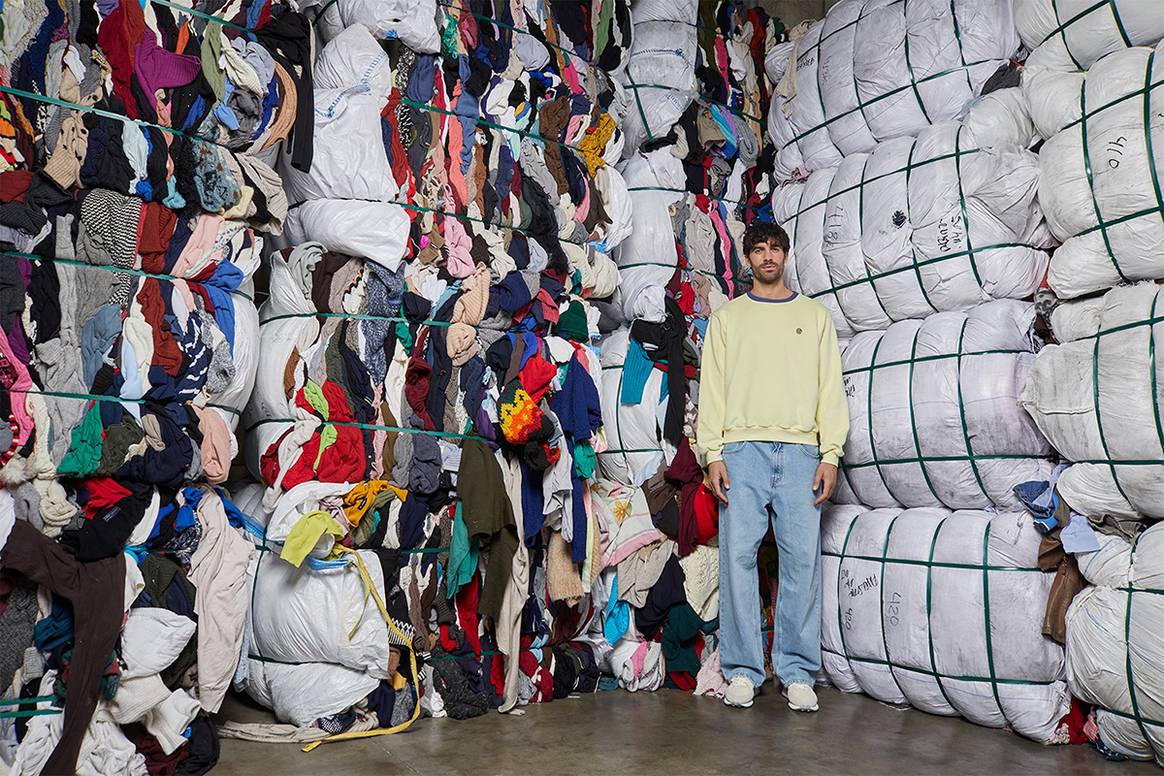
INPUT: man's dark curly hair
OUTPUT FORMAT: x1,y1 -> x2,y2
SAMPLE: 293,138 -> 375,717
742,222 -> 790,255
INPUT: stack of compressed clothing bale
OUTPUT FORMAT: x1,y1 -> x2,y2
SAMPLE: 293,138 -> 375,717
761,0 -> 1074,744
237,0 -> 639,732
0,0 -> 305,772
1013,2 -> 1164,761
586,0 -> 781,696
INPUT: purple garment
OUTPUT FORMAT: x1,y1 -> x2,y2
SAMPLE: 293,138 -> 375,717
135,29 -> 202,109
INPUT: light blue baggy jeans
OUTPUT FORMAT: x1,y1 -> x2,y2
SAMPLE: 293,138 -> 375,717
719,440 -> 822,687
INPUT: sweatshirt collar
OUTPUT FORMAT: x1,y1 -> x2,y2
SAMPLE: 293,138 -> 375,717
746,291 -> 798,304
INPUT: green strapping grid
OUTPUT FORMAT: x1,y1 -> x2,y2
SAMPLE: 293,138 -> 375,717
1044,0 -> 1105,68
855,154 -> 893,322
262,311 -> 452,328
0,86 -> 238,151
245,416 -> 484,441
0,250 -> 255,302
828,514 -> 1057,707
904,140 -> 940,314
1123,532 -> 1151,747
859,336 -> 896,498
6,387 -> 241,417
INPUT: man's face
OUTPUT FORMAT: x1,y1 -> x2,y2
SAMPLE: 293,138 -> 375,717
747,239 -> 786,284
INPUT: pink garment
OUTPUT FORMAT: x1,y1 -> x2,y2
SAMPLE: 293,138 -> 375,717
0,332 -> 36,448
694,648 -> 729,698
172,215 -> 226,278
443,188 -> 476,279
630,640 -> 650,677
560,61 -> 582,95
191,406 -> 231,484
573,178 -> 590,224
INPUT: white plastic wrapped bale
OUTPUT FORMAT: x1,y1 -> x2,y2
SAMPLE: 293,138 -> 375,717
775,88 -> 1051,338
821,505 -> 1070,743
619,0 -> 698,157
1023,41 -> 1164,298
766,0 -> 1020,182
1066,523 -> 1164,764
1019,283 -> 1164,520
837,300 -> 1054,510
1016,0 -> 1164,74
597,328 -> 670,487
280,23 -> 411,269
302,0 -> 442,52
231,484 -> 406,726
615,150 -> 687,322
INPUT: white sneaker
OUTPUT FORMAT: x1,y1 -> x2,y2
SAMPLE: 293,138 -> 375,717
783,682 -> 818,712
723,676 -> 755,709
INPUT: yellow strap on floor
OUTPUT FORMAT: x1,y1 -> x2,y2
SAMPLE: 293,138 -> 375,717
301,547 -> 421,752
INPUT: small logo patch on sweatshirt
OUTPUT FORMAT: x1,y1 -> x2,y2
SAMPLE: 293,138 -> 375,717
796,328 -> 803,334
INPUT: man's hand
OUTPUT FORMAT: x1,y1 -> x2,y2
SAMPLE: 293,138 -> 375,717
708,460 -> 731,504
812,462 -> 837,506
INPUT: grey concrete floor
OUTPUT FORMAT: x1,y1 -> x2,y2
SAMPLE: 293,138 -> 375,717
214,687 -> 1158,775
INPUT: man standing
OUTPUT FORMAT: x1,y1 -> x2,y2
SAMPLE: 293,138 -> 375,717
697,222 -> 849,712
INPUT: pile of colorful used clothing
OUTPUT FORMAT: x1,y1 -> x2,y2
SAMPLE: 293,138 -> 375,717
0,0 -> 306,771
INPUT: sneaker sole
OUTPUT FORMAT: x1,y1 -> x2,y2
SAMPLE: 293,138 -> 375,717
786,701 -> 818,712
723,697 -> 754,709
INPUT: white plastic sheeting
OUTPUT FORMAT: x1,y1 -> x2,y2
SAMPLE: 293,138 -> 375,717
597,328 -> 670,487
1067,523 -> 1164,765
765,0 -> 1019,182
619,0 -> 698,157
280,24 -> 411,269
1023,41 -> 1164,298
775,88 -> 1050,338
837,300 -> 1054,510
615,150 -> 687,322
821,504 -> 1070,743
303,0 -> 442,53
1020,283 -> 1164,520
1016,0 -> 1164,74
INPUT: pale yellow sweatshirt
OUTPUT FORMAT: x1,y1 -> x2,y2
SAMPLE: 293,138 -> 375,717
696,292 -> 849,465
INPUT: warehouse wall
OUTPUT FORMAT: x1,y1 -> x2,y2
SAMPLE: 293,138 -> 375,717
754,0 -> 839,26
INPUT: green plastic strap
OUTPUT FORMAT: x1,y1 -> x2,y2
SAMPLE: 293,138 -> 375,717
821,551 -> 1042,573
399,96 -> 583,152
621,82 -> 762,125
246,416 -> 484,441
905,326 -> 943,505
837,0 -> 877,135
1043,0 -> 1099,68
952,126 -> 984,288
980,521 -> 1004,717
0,709 -> 62,719
856,155 -> 893,322
0,696 -> 57,706
1125,531 -> 1150,745
1142,52 -> 1164,251
844,452 -> 1041,470
1078,76 -> 1129,283
0,250 -> 255,302
953,320 -> 990,502
602,447 -> 664,455
1148,294 -> 1164,471
923,516 -> 956,710
860,336 -> 896,500
833,515 -> 860,678
288,195 -> 595,248
263,311 -> 452,328
618,261 -> 719,279
876,514 -> 906,697
0,86 -> 234,150
1091,317 -> 1133,504
7,386 -> 241,416
149,0 -> 252,32
622,65 -> 655,144
945,0 -> 973,94
821,646 -> 1061,687
903,140 -> 939,314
